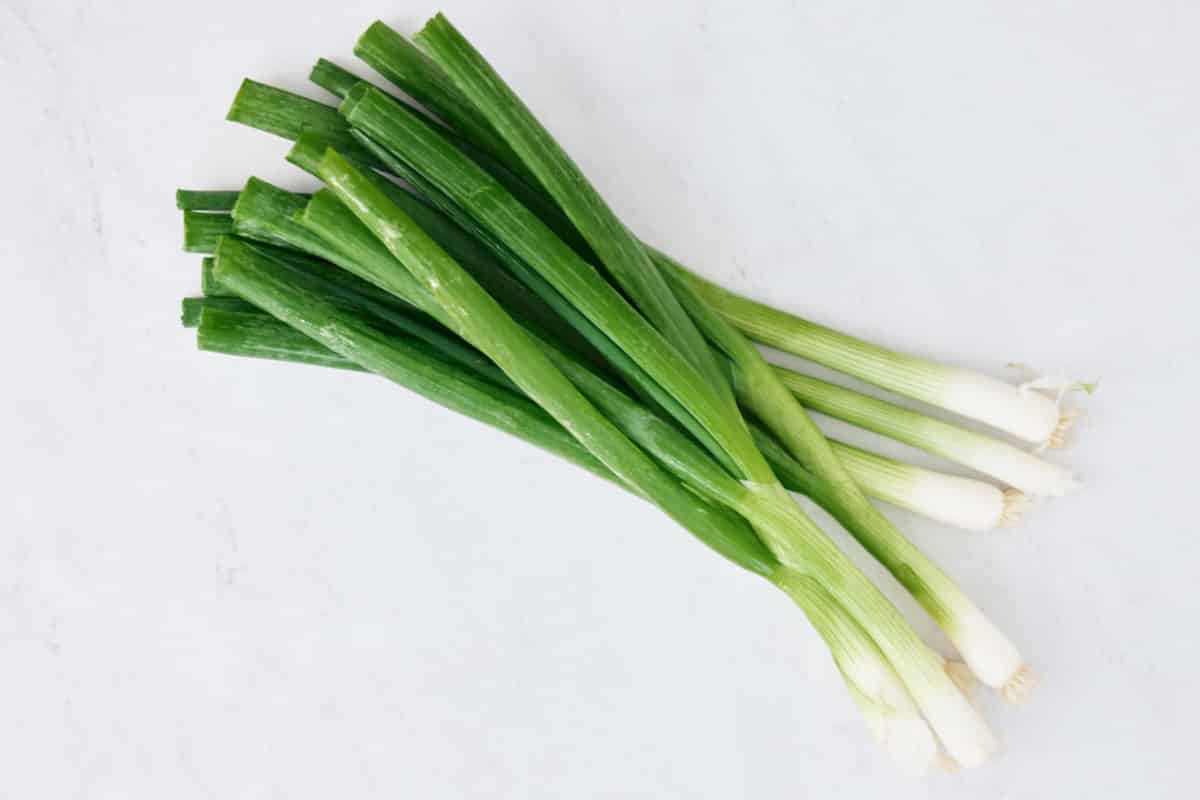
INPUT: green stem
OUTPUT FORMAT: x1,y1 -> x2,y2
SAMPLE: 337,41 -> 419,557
659,263 -> 1071,445
773,367 -> 1079,496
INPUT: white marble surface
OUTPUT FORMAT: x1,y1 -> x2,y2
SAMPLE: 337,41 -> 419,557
4,0 -> 1198,796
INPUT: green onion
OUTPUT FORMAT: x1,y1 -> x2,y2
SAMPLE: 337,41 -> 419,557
174,16 -> 1093,769
662,262 -> 1084,449
829,441 -> 1028,532
773,367 -> 1080,496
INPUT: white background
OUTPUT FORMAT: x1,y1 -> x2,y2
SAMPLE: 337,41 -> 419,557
3,0 -> 1197,796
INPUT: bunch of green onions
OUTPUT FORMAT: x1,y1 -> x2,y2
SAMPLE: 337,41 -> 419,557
178,14 -> 1090,773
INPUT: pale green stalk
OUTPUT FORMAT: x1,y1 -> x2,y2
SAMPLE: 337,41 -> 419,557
662,262 -> 1083,448
831,442 -> 1028,533
773,368 -> 1080,497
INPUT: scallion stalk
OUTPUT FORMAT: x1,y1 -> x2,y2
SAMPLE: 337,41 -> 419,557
829,441 -> 1028,532
662,263 -> 1085,449
772,367 -> 1080,497
170,12 -> 1089,771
